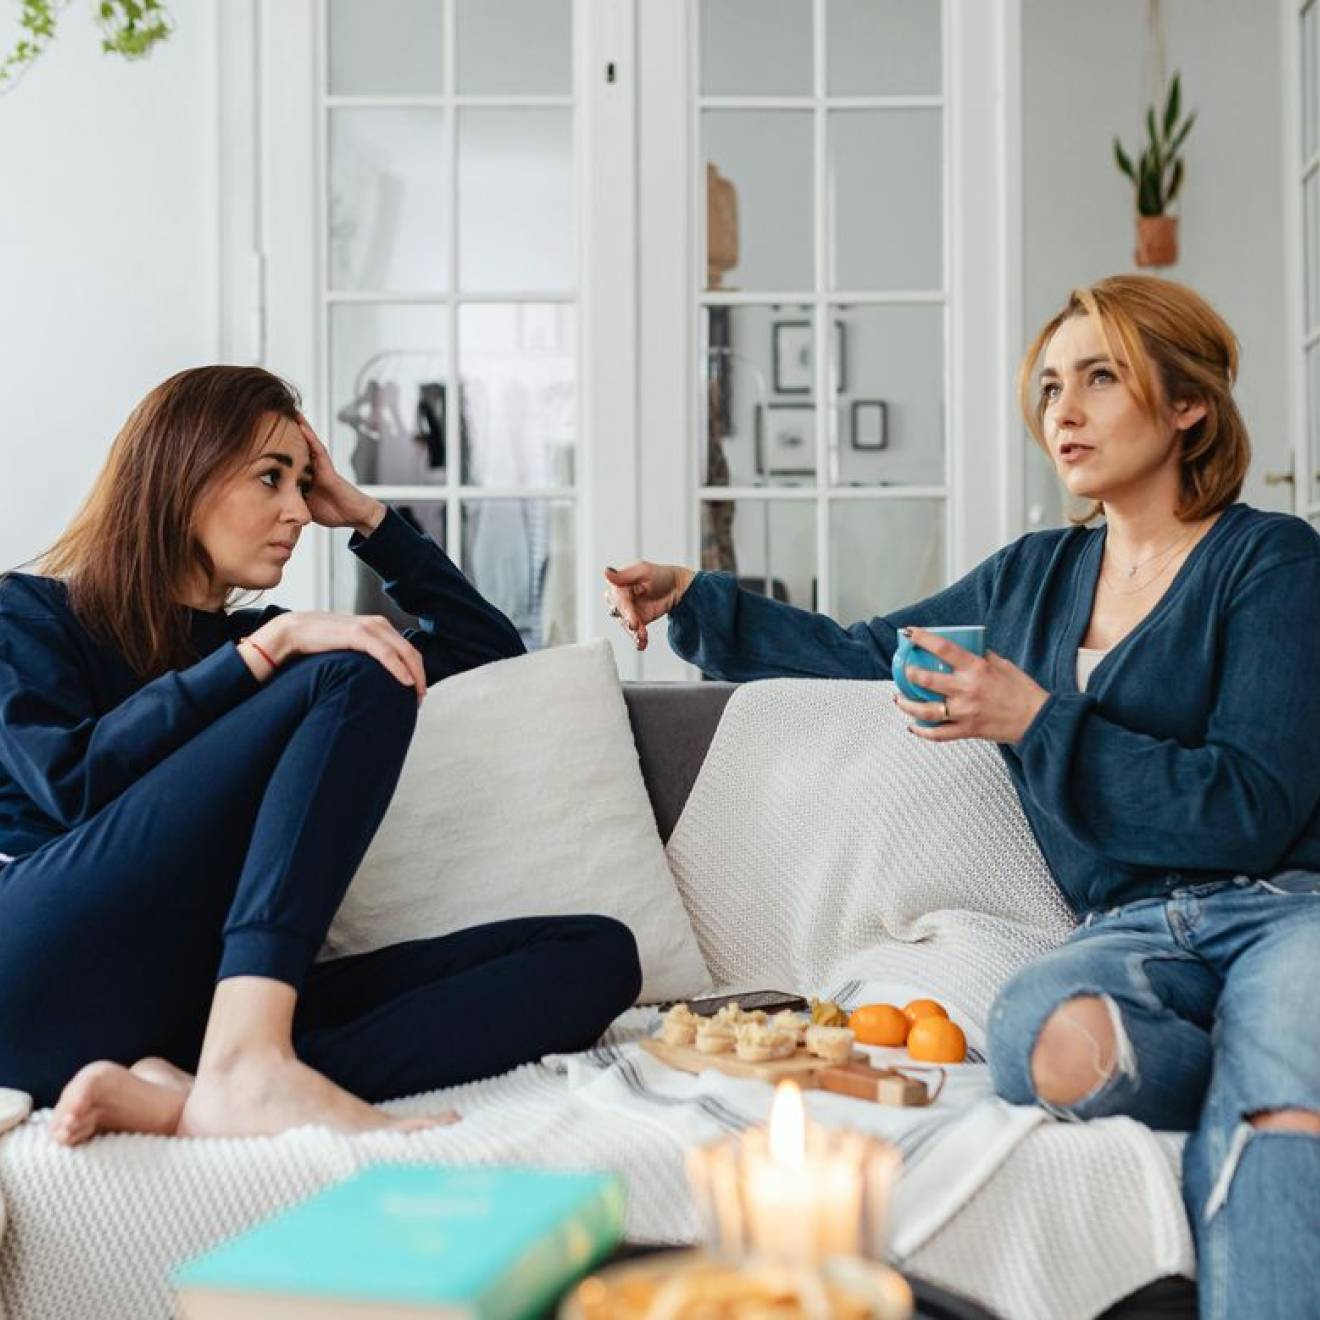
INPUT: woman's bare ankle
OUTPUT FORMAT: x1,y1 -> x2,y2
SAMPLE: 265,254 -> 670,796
195,975 -> 300,1070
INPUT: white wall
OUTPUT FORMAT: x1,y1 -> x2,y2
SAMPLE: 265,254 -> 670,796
1022,0 -> 1291,527
0,4 -> 218,572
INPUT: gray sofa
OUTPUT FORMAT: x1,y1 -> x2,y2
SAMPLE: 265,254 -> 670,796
620,681 -> 1196,1320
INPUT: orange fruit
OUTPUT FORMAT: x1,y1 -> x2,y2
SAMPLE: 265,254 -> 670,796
906,1016 -> 967,1063
902,998 -> 949,1026
848,1003 -> 910,1047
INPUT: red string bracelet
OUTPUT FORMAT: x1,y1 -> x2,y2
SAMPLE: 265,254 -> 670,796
240,636 -> 278,671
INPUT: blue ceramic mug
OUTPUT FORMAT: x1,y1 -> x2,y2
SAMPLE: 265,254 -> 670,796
892,625 -> 987,728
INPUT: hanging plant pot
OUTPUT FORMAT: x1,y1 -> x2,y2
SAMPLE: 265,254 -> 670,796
1135,214 -> 1179,268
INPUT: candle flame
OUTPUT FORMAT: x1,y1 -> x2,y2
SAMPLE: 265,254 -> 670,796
768,1080 -> 805,1169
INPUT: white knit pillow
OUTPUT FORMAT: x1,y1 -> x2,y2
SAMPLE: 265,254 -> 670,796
322,640 -> 712,1004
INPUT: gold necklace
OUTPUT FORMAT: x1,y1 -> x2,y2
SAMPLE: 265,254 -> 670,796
1099,554 -> 1182,597
1107,524 -> 1200,579
1100,519 -> 1211,596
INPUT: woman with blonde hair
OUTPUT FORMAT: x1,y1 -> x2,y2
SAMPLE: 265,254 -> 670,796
0,365 -> 641,1144
605,275 -> 1319,1318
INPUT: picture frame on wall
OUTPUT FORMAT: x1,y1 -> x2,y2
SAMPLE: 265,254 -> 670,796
771,320 -> 846,395
850,399 -> 888,451
756,402 -> 815,477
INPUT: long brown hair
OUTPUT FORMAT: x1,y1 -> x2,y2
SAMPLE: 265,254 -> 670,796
33,366 -> 302,677
1018,275 -> 1251,524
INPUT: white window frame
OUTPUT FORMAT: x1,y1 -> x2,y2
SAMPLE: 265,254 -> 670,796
634,0 -> 1022,679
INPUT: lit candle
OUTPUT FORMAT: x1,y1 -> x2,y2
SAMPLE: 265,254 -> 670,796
739,1081 -> 891,1267
686,1080 -> 902,1270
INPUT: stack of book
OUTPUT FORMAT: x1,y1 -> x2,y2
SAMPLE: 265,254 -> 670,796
173,1163 -> 626,1319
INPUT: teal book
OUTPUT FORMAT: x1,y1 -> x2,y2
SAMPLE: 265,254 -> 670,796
173,1163 -> 627,1320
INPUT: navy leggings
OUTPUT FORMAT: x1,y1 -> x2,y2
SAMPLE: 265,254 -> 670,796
0,649 -> 642,1108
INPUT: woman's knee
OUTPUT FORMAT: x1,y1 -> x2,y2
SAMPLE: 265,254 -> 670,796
1250,1108 -> 1320,1134
1028,995 -> 1117,1105
291,649 -> 419,725
585,916 -> 643,1011
988,973 -> 1119,1108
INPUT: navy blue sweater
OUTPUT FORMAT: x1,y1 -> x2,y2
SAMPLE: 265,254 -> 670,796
668,504 -> 1320,915
0,510 -> 525,861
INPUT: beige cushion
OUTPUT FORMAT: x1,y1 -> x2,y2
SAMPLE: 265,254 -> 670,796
322,640 -> 712,1003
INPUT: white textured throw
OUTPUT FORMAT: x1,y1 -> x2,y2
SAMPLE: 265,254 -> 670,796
664,679 -> 1193,1316
665,679 -> 1076,1034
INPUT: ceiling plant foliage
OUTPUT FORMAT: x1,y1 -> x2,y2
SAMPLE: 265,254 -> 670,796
0,0 -> 172,92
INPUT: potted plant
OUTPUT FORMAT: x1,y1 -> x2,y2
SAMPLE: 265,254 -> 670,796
1113,72 -> 1196,268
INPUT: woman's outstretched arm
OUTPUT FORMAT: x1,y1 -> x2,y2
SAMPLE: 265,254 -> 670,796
618,547 -> 1012,683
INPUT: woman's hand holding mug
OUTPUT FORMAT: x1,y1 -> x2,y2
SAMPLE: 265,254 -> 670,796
893,626 -> 1048,746
602,562 -> 696,651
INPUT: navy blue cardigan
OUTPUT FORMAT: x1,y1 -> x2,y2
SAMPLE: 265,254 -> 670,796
668,504 -> 1320,915
0,509 -> 525,861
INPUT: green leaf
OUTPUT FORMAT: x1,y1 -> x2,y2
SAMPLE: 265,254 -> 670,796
1167,158 -> 1185,204
1138,149 -> 1162,215
1163,73 -> 1181,139
1114,137 -> 1137,182
1168,110 -> 1197,158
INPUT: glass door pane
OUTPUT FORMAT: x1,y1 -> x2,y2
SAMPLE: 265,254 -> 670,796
702,498 -> 817,607
457,0 -> 572,94
329,304 -> 449,483
829,109 -> 943,292
702,111 -> 814,292
328,0 -> 445,96
830,499 -> 945,621
700,0 -> 813,96
329,109 -> 449,293
827,0 -> 941,96
832,304 -> 944,487
459,303 -> 576,488
701,302 -> 812,489
458,109 -> 575,292
461,499 -> 576,647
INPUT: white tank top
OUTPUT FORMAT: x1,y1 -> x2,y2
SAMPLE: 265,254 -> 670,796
1077,646 -> 1109,693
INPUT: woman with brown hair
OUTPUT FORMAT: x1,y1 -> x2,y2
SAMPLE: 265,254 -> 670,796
604,275 -> 1320,1318
0,365 -> 641,1143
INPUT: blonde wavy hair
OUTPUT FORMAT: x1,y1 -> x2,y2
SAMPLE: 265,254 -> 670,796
1018,275 -> 1250,524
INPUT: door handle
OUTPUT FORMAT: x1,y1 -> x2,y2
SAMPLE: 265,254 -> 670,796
1263,470 -> 1295,486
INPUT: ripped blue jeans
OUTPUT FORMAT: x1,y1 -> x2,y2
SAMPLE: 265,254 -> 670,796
987,873 -> 1320,1320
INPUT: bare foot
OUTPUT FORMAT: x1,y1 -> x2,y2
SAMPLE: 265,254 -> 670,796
176,1049 -> 459,1139
130,1056 -> 195,1094
50,1061 -> 189,1147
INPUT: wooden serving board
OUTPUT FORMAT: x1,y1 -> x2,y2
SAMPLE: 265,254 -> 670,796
640,1035 -> 859,1086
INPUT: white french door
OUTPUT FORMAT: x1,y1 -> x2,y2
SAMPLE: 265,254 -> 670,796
236,0 -> 636,666
233,0 -> 1019,679
634,0 -> 1022,678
